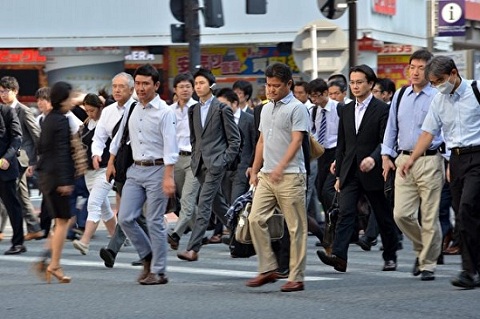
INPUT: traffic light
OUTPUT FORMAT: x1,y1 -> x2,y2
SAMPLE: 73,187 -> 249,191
247,0 -> 266,14
203,0 -> 224,28
171,24 -> 186,43
170,0 -> 185,22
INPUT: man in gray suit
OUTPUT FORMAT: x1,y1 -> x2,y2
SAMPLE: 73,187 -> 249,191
0,76 -> 43,241
177,68 -> 241,261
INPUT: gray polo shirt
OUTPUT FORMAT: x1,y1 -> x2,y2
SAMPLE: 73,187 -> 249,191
259,92 -> 309,174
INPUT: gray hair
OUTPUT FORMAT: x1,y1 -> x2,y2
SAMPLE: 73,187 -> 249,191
425,56 -> 458,79
112,72 -> 134,89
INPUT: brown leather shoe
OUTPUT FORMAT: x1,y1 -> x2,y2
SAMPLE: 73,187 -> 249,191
25,231 -> 44,241
444,245 -> 460,255
280,281 -> 304,292
139,273 -> 168,285
316,250 -> 347,272
177,250 -> 198,262
246,271 -> 277,287
137,260 -> 151,282
208,234 -> 222,244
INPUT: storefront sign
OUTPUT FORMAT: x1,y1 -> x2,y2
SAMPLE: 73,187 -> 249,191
377,55 -> 411,89
169,47 -> 299,77
465,0 -> 480,21
0,49 -> 46,64
438,0 -> 466,37
372,0 -> 396,16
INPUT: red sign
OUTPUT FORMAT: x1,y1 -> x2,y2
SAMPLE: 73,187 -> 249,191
358,36 -> 384,52
466,0 -> 480,21
0,49 -> 46,64
373,0 -> 396,16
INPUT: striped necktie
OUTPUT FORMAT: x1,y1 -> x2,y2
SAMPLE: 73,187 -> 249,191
317,108 -> 327,145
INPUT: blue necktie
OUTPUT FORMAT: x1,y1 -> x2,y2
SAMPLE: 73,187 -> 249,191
317,108 -> 327,145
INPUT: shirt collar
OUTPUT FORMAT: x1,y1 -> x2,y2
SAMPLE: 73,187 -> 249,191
275,91 -> 295,105
142,94 -> 161,109
356,93 -> 373,108
453,77 -> 467,97
234,107 -> 241,120
200,95 -> 214,106
10,100 -> 18,108
117,97 -> 135,110
175,97 -> 197,109
406,84 -> 437,97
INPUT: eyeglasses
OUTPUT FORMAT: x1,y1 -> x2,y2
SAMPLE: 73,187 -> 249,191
0,89 -> 11,95
349,80 -> 367,86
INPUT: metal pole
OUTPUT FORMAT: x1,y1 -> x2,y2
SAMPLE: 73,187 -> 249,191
310,25 -> 318,80
348,0 -> 357,69
427,0 -> 435,52
185,0 -> 201,73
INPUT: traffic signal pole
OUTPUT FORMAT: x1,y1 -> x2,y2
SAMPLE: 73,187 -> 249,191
185,0 -> 201,73
348,0 -> 357,69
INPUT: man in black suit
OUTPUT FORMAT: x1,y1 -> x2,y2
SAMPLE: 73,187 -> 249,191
317,65 -> 398,272
216,88 -> 255,203
0,77 -> 43,241
0,103 -> 24,254
232,80 -> 254,115
177,69 -> 241,261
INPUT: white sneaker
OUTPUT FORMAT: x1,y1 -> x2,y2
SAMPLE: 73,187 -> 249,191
72,240 -> 89,255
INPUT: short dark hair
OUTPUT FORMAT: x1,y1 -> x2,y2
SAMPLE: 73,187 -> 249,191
294,80 -> 309,91
376,78 -> 396,95
35,87 -> 51,101
232,80 -> 253,101
409,49 -> 433,64
328,80 -> 347,93
50,81 -> 72,109
133,64 -> 160,84
173,72 -> 194,88
307,78 -> 328,94
193,68 -> 216,86
328,73 -> 347,85
0,76 -> 19,92
349,64 -> 377,88
216,87 -> 240,105
425,56 -> 458,79
265,62 -> 292,84
83,93 -> 104,108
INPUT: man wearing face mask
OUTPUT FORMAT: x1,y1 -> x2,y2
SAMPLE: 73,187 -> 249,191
400,55 -> 480,289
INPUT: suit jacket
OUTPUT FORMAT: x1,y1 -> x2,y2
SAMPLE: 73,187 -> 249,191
36,109 -> 75,190
237,110 -> 255,170
335,97 -> 389,192
0,104 -> 22,181
188,97 -> 241,177
15,102 -> 40,167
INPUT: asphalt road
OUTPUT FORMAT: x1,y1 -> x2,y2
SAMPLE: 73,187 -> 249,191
0,224 -> 478,319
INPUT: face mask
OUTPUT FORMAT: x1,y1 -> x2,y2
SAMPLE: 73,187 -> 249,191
436,75 -> 455,95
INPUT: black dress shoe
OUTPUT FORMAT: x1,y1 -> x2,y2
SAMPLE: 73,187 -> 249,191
99,248 -> 116,268
382,260 -> 397,271
420,270 -> 435,281
437,253 -> 444,265
4,245 -> 27,255
451,271 -> 476,289
168,233 -> 179,250
131,259 -> 143,266
412,258 -> 421,276
356,236 -> 372,251
316,250 -> 347,272
275,268 -> 289,279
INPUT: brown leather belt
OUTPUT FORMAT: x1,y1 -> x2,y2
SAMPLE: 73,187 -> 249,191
451,145 -> 480,155
134,159 -> 164,166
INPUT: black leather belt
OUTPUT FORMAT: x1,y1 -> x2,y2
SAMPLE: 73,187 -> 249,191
451,145 -> 480,155
134,159 -> 164,166
399,149 -> 438,156
179,151 -> 192,156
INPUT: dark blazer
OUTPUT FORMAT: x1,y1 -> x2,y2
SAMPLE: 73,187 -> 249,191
335,97 -> 389,191
15,102 -> 40,167
36,109 -> 75,189
237,111 -> 255,170
188,97 -> 241,177
0,104 -> 22,181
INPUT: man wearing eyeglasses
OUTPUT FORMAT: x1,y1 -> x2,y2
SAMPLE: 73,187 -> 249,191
317,64 -> 398,273
401,55 -> 480,289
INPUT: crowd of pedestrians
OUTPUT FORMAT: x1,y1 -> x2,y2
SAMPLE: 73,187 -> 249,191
0,51 -> 479,291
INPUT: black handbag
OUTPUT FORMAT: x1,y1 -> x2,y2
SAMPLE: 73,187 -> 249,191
323,192 -> 339,247
114,102 -> 136,183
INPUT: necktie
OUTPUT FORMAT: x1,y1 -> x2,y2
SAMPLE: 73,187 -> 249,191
317,108 -> 327,145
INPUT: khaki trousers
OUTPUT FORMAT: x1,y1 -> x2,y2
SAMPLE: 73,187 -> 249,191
394,154 -> 444,272
249,172 -> 307,282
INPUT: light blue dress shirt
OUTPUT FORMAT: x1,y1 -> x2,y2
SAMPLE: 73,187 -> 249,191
422,79 -> 480,149
382,85 -> 443,157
